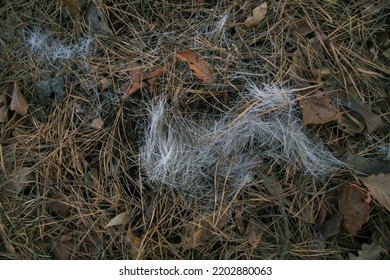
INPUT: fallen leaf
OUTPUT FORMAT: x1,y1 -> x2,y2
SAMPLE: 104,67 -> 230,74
122,62 -> 166,98
341,97 -> 384,133
244,2 -> 268,29
0,92 -> 8,123
338,185 -> 370,235
99,77 -> 112,90
177,50 -> 216,84
348,240 -> 383,260
126,230 -> 143,259
84,1 -> 113,34
358,173 -> 390,212
299,90 -> 340,126
244,219 -> 262,248
2,166 -> 34,194
105,211 -> 128,228
181,210 -> 230,250
50,198 -> 71,218
288,19 -> 313,38
344,153 -> 390,175
90,117 -> 104,129
52,234 -> 76,260
61,0 -> 81,18
319,212 -> 342,239
10,81 -> 28,116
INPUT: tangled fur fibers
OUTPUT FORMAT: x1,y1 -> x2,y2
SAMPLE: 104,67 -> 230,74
141,84 -> 342,197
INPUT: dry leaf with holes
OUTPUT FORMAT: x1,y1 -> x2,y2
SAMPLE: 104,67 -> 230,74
299,90 -> 340,126
10,81 -> 28,117
177,50 -> 216,84
338,185 -> 370,235
0,92 -> 8,123
90,117 -> 104,129
244,2 -> 268,28
181,211 -> 230,250
358,173 -> 390,212
105,211 -> 128,228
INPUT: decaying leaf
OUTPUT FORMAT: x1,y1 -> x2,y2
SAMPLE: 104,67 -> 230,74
344,153 -> 390,175
181,210 -> 230,250
34,76 -> 65,105
319,212 -> 342,239
348,239 -> 383,260
358,173 -> 390,212
299,90 -> 340,126
341,97 -> 384,133
84,1 -> 113,34
2,166 -> 34,194
10,81 -> 28,117
0,92 -> 8,123
105,211 -> 128,228
99,77 -> 112,90
243,2 -> 268,29
177,50 -> 216,84
90,117 -> 104,129
338,185 -> 370,235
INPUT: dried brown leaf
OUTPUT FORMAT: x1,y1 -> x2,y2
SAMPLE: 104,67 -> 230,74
338,185 -> 370,235
358,173 -> 390,212
105,211 -> 128,228
243,2 -> 268,29
299,90 -> 340,126
10,81 -> 28,117
244,219 -> 262,248
50,198 -> 71,218
61,0 -> 80,17
177,50 -> 216,84
90,117 -> 104,129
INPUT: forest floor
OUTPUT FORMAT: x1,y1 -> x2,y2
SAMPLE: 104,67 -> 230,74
0,0 -> 389,259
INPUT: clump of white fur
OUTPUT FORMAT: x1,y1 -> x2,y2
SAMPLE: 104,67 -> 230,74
141,83 -> 342,196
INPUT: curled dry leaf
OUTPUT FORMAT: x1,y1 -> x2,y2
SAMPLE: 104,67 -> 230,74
243,2 -> 268,29
358,173 -> 390,212
244,219 -> 262,248
338,185 -> 370,235
177,50 -> 216,84
299,90 -> 340,126
319,212 -> 342,239
126,230 -> 143,259
105,211 -> 128,228
348,240 -> 383,260
10,81 -> 28,117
